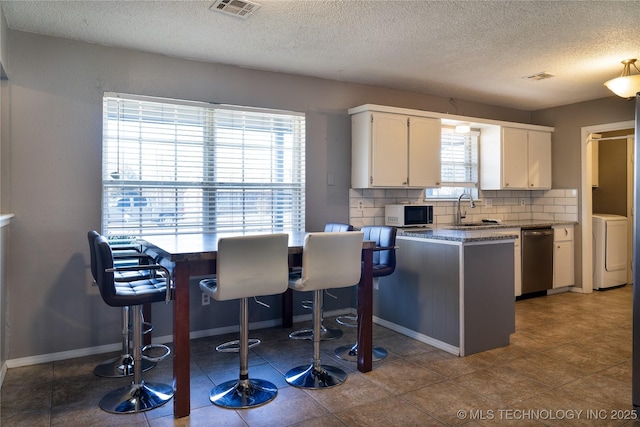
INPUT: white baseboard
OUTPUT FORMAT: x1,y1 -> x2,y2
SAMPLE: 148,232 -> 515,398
5,308 -> 354,369
373,316 -> 460,356
6,343 -> 123,368
548,286 -> 571,295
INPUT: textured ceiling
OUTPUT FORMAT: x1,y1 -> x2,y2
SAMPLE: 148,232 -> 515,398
2,0 -> 640,111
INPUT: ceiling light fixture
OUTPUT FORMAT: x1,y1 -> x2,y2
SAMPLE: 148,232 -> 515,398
604,59 -> 640,99
455,123 -> 471,134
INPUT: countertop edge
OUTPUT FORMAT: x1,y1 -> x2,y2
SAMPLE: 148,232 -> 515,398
397,220 -> 576,243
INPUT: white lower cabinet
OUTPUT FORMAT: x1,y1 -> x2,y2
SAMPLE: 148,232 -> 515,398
553,225 -> 574,288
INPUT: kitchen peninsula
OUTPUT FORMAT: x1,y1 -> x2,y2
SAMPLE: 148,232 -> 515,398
374,227 -> 518,356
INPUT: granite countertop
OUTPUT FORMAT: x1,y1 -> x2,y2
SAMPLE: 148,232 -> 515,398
397,219 -> 576,243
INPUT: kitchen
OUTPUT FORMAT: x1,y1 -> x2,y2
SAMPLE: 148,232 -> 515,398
347,103 -> 580,356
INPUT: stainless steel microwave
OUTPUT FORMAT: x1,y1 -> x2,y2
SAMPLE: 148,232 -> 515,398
385,204 -> 434,227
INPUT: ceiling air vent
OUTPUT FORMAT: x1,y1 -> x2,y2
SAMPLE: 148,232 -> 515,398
524,72 -> 555,81
210,0 -> 261,19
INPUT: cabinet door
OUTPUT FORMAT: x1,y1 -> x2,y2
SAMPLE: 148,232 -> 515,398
528,130 -> 552,189
501,128 -> 529,189
408,116 -> 441,187
371,112 -> 408,187
554,241 -> 574,287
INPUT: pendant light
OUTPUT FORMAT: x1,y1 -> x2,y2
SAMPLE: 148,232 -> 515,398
604,59 -> 640,99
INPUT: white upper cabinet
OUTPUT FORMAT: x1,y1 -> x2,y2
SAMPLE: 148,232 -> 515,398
351,110 -> 440,188
527,129 -> 552,189
349,104 -> 554,190
408,116 -> 442,188
481,127 -> 552,190
501,127 -> 529,189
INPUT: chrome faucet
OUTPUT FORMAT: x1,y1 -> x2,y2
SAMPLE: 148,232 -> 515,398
456,193 -> 476,224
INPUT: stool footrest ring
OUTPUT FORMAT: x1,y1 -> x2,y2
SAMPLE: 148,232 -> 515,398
216,338 -> 261,353
336,315 -> 357,327
141,343 -> 171,363
142,321 -> 153,335
289,325 -> 343,341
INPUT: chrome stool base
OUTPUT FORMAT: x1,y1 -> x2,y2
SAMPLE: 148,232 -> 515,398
93,356 -> 156,378
99,380 -> 174,413
334,343 -> 388,362
210,378 -> 278,409
285,364 -> 347,389
289,325 -> 343,341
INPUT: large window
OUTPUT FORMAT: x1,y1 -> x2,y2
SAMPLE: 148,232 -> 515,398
426,128 -> 479,199
102,94 -> 305,238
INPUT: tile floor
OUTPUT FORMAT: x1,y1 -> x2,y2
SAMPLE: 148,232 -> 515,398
1,285 -> 638,426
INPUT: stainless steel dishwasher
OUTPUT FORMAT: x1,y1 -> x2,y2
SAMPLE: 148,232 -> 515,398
521,228 -> 554,294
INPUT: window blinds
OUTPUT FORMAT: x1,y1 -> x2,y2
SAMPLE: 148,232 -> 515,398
439,129 -> 478,187
102,94 -> 306,238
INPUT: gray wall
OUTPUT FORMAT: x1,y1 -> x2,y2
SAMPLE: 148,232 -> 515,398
3,30 -> 536,361
531,98 -> 635,288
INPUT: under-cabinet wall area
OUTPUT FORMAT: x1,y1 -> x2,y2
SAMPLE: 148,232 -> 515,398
349,188 -> 578,229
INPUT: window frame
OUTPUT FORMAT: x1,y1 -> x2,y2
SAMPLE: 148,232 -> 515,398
102,93 -> 306,239
425,127 -> 479,200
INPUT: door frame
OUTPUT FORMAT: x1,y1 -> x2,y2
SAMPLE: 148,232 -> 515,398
580,120 -> 634,293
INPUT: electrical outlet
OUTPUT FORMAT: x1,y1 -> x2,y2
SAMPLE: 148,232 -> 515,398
357,201 -> 364,210
520,198 -> 526,206
485,198 -> 492,208
202,293 -> 210,306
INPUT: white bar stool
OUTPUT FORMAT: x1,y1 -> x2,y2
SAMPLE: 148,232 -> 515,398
288,223 -> 354,341
199,233 -> 289,409
285,231 -> 364,389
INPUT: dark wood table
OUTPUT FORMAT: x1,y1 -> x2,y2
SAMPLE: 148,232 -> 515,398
141,231 -> 375,419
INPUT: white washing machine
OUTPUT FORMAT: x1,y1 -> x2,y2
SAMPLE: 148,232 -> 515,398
592,213 -> 628,289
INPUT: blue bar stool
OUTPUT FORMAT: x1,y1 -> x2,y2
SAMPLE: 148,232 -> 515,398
335,225 -> 397,362
93,235 -> 174,413
87,230 -> 156,378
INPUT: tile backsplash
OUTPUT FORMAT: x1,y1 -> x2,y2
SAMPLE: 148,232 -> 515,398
349,188 -> 578,229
